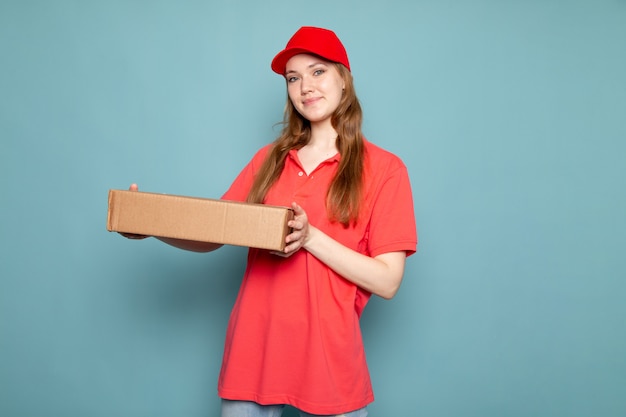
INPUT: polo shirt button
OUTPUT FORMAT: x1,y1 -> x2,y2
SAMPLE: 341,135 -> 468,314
298,171 -> 304,176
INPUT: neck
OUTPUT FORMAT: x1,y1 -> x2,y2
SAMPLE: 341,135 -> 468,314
308,122 -> 338,151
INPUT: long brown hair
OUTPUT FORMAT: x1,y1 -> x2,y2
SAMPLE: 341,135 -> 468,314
246,63 -> 364,226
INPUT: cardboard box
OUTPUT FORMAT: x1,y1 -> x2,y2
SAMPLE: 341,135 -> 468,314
107,190 -> 293,251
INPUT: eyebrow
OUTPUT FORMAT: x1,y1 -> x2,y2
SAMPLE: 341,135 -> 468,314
285,61 -> 328,75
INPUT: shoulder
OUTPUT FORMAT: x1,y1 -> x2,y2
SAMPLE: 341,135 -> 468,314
363,138 -> 408,172
251,143 -> 273,161
242,143 -> 273,170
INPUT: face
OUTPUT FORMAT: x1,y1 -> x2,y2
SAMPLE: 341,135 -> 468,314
284,54 -> 345,126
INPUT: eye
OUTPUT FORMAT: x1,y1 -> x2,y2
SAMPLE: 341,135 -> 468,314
313,69 -> 325,76
286,75 -> 299,83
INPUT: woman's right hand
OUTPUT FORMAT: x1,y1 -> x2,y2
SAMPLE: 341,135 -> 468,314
119,183 -> 149,240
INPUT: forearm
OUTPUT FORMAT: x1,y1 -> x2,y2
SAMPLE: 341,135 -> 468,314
155,237 -> 223,253
303,226 -> 406,299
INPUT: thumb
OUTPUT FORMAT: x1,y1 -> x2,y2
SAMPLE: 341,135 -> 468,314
291,201 -> 304,215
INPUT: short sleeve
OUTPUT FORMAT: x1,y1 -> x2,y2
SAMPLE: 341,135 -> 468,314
221,145 -> 271,202
367,157 -> 417,258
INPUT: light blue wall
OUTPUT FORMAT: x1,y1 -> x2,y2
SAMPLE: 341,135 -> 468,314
1,1 -> 625,416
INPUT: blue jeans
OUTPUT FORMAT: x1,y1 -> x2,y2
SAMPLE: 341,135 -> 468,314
220,399 -> 368,417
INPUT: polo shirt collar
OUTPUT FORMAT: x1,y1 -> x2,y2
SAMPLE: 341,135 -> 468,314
288,148 -> 342,164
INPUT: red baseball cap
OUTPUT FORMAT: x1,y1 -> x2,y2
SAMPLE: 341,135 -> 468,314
271,26 -> 350,75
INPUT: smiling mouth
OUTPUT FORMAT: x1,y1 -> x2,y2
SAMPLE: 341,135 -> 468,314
303,97 -> 321,106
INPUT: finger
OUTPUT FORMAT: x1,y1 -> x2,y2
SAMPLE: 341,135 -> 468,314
285,229 -> 303,244
283,241 -> 301,253
288,219 -> 302,230
291,201 -> 304,215
270,249 -> 293,258
129,183 -> 139,192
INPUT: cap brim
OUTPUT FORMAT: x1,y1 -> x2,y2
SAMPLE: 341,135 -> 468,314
271,47 -> 311,75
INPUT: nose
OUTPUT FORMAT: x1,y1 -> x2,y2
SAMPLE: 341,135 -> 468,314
300,75 -> 313,94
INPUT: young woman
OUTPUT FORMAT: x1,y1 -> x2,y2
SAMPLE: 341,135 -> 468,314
125,26 -> 417,417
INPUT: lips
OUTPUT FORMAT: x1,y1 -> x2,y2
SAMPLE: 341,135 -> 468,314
303,97 -> 322,106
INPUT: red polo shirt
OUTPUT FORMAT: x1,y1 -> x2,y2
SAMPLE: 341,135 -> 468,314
218,139 -> 417,414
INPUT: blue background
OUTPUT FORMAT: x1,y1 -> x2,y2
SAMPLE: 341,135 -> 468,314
1,1 -> 625,416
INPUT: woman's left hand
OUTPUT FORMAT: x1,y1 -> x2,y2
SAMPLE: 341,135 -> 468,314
272,202 -> 406,299
276,202 -> 311,257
